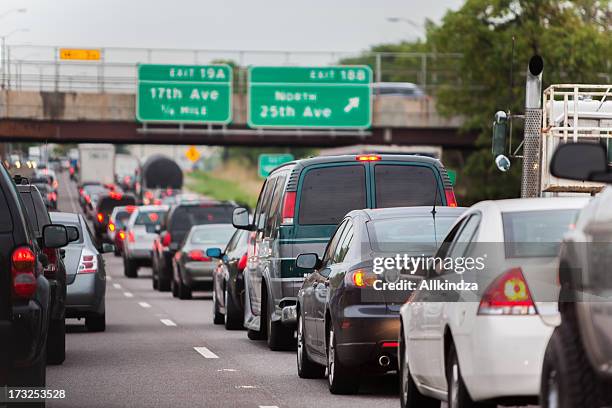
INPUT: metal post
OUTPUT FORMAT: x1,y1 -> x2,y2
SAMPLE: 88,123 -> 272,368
375,53 -> 382,84
521,55 -> 544,198
420,54 -> 427,92
99,48 -> 105,93
0,37 -> 5,89
54,46 -> 59,92
6,46 -> 10,89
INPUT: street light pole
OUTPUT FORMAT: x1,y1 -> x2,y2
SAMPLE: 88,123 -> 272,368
0,8 -> 27,89
1,28 -> 30,89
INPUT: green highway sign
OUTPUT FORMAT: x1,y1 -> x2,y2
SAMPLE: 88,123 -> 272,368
258,153 -> 295,178
137,64 -> 232,124
248,66 -> 372,129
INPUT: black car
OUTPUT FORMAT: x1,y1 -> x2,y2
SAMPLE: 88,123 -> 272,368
17,183 -> 76,365
0,166 -> 68,387
151,201 -> 236,291
292,206 -> 465,394
92,192 -> 137,241
209,228 -> 250,329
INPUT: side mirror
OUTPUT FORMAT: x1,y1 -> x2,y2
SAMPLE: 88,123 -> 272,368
232,207 -> 254,231
101,243 -> 115,254
492,111 -> 508,157
206,247 -> 223,259
42,224 -> 68,248
295,253 -> 319,271
66,226 -> 80,242
550,143 -> 610,182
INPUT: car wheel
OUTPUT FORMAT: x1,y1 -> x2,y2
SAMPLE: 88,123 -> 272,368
399,327 -> 439,408
446,343 -> 493,408
177,272 -> 192,300
224,284 -> 243,330
152,274 -> 159,290
540,316 -> 603,408
124,257 -> 138,278
266,289 -> 294,351
46,318 -> 66,365
158,277 -> 171,292
171,277 -> 178,298
86,312 -> 106,332
327,328 -> 359,394
212,289 -> 224,325
297,309 -> 325,379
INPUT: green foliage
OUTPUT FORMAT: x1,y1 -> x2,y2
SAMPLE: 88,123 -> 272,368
187,170 -> 258,209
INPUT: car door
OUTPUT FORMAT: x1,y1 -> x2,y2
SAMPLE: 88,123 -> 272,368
304,220 -> 347,354
262,174 -> 287,309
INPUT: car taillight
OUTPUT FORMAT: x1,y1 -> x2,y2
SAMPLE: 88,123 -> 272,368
126,206 -> 136,213
346,269 -> 377,287
42,247 -> 58,278
445,189 -> 457,207
355,154 -> 381,161
128,230 -> 135,243
85,195 -> 91,204
97,213 -> 104,223
52,180 -> 59,189
78,250 -> 97,274
108,222 -> 115,232
161,232 -> 171,247
238,253 -> 248,271
478,267 -> 537,316
381,341 -> 399,348
47,192 -> 57,201
188,250 -> 210,262
11,246 -> 37,298
118,230 -> 126,240
282,191 -> 296,225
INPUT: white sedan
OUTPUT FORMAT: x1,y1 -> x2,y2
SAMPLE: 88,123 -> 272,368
398,197 -> 589,408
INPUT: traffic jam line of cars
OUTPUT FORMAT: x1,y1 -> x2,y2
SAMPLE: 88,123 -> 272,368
3,149 -> 612,408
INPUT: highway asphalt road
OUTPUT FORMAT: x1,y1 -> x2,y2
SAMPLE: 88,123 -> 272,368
46,173 -> 399,408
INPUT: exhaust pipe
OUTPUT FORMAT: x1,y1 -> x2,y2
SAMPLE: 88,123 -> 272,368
378,355 -> 390,367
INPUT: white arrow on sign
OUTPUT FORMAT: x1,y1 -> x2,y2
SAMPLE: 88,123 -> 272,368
344,97 -> 360,113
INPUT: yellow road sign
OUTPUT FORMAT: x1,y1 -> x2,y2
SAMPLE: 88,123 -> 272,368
59,48 -> 101,61
185,146 -> 201,163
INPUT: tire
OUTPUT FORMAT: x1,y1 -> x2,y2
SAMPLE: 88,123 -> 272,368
212,289 -> 224,325
247,329 -> 264,340
297,310 -> 325,379
11,343 -> 46,388
224,284 -> 243,330
177,272 -> 192,300
540,312 -> 604,408
152,274 -> 159,290
158,278 -> 171,292
265,288 -> 295,351
327,328 -> 359,394
46,319 -> 66,365
171,278 -> 178,298
124,257 -> 138,278
446,343 -> 493,408
399,326 -> 439,408
86,312 -> 106,332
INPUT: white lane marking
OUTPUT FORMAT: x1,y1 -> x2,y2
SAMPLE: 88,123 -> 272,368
112,283 -> 122,289
123,292 -> 134,298
194,346 -> 218,359
160,319 -> 177,327
138,302 -> 151,308
259,406 -> 278,408
216,368 -> 238,372
63,173 -> 79,213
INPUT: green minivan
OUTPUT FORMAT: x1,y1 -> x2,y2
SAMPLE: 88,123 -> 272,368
231,154 -> 457,350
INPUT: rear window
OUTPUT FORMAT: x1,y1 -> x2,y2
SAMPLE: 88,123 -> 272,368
114,211 -> 132,229
171,205 -> 235,230
98,195 -> 136,213
298,165 -> 366,225
367,216 -> 458,253
502,209 -> 579,258
374,165 -> 442,208
190,225 -> 235,245
135,210 -> 166,226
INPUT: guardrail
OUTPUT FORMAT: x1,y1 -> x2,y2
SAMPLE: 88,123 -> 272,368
1,44 -> 464,94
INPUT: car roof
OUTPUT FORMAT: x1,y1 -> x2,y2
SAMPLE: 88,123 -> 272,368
473,197 -> 590,213
190,223 -> 233,230
49,211 -> 80,223
357,206 -> 468,221
136,205 -> 169,212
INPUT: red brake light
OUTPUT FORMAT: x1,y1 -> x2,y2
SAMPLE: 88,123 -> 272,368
478,267 -> 537,315
128,230 -> 135,243
42,247 -> 58,278
381,341 -> 399,348
126,206 -> 136,213
188,250 -> 210,262
356,155 -> 381,161
445,189 -> 457,207
85,195 -> 91,204
238,253 -> 247,271
11,247 -> 37,298
97,213 -> 104,223
282,191 -> 296,225
161,232 -> 171,247
78,250 -> 97,274
109,191 -> 122,200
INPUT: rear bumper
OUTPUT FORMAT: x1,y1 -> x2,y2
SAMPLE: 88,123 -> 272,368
335,305 -> 400,371
66,273 -> 105,317
182,262 -> 215,286
127,248 -> 153,262
10,300 -> 46,367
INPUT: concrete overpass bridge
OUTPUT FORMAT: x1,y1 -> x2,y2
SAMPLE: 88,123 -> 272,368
0,45 -> 476,148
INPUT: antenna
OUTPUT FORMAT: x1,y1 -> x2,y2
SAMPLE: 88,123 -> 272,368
431,178 -> 439,247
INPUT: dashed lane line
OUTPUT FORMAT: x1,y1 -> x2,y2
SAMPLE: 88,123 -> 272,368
193,346 -> 218,359
160,319 -> 177,327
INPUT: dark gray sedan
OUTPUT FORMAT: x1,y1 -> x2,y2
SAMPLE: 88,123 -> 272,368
50,212 -> 113,332
171,223 -> 236,299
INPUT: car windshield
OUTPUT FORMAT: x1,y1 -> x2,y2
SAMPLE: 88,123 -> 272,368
190,225 -> 235,245
502,209 -> 580,258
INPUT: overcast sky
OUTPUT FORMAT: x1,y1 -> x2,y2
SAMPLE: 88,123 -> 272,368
1,0 -> 463,54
